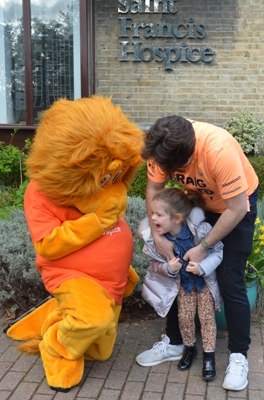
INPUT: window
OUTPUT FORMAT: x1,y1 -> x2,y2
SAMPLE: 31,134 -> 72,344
0,0 -> 94,128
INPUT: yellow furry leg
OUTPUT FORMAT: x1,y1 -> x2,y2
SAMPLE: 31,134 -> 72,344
6,298 -> 59,341
39,340 -> 84,391
38,277 -> 119,390
84,304 -> 122,361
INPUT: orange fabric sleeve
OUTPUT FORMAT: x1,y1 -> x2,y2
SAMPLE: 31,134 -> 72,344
147,158 -> 168,183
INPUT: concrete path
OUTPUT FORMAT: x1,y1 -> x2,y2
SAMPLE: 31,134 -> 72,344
1,308 -> 264,400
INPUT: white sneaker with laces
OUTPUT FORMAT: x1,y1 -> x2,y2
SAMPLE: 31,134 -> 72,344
223,353 -> 249,391
136,334 -> 184,367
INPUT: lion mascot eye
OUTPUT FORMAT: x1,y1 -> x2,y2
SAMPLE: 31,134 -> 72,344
100,174 -> 111,187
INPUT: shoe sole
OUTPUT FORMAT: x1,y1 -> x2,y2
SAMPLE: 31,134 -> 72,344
223,379 -> 248,391
136,355 -> 182,367
203,375 -> 216,381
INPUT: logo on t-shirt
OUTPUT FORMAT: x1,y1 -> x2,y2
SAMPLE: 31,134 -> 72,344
222,176 -> 241,188
103,227 -> 122,236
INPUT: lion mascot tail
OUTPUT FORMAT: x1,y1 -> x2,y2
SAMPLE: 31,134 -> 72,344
17,339 -> 42,354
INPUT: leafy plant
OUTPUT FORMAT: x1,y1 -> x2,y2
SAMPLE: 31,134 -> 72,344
223,109 -> 264,156
128,162 -> 183,200
246,216 -> 264,288
0,210 -> 49,312
0,189 -> 19,220
0,129 -> 30,188
248,156 -> 264,201
0,180 -> 29,220
126,196 -> 149,291
128,162 -> 147,199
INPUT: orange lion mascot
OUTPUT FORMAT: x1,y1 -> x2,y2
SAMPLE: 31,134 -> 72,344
6,96 -> 144,392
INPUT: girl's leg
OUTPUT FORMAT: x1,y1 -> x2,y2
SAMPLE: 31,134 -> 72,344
177,286 -> 197,346
197,286 -> 217,381
177,287 -> 198,371
197,286 -> 216,351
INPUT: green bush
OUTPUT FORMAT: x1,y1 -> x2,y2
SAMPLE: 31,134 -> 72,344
0,198 -> 149,313
0,131 -> 30,189
223,109 -> 264,156
0,210 -> 49,313
248,156 -> 264,200
128,162 -> 182,199
128,162 -> 147,199
0,180 -> 29,220
126,196 -> 149,291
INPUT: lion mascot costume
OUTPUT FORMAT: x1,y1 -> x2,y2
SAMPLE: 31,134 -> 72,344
6,96 -> 144,392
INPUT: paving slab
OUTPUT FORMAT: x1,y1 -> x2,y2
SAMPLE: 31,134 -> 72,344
1,311 -> 264,400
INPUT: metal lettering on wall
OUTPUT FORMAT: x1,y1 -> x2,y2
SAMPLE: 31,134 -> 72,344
118,1 -> 216,71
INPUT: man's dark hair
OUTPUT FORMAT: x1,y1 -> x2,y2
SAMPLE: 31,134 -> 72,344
142,115 -> 196,175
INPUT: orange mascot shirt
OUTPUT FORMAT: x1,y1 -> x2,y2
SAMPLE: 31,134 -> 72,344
24,181 -> 134,304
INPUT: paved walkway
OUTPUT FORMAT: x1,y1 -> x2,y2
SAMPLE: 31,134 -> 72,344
1,308 -> 264,400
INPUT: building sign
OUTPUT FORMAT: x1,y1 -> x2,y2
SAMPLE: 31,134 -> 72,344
118,0 -> 216,71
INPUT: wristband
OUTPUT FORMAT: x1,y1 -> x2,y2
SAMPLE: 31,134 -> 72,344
200,239 -> 214,251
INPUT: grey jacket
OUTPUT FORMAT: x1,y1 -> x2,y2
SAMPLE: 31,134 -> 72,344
138,207 -> 223,317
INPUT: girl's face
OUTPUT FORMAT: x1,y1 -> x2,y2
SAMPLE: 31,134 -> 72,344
150,199 -> 182,236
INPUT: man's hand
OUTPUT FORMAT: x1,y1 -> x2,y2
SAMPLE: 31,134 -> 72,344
186,261 -> 199,275
153,233 -> 174,260
184,244 -> 208,263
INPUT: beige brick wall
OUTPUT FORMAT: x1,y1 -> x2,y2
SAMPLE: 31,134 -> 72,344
95,0 -> 264,126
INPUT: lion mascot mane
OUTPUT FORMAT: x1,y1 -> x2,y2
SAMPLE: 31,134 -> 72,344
6,96 -> 144,392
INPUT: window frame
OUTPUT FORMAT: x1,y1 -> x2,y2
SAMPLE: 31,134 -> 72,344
0,0 -> 95,141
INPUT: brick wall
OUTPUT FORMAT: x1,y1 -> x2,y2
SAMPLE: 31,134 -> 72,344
95,0 -> 264,126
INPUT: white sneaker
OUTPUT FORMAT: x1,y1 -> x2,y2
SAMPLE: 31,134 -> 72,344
223,353 -> 249,391
136,334 -> 184,367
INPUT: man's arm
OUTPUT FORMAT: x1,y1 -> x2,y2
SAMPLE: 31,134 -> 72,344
146,179 -> 174,260
145,179 -> 165,218
185,191 -> 248,262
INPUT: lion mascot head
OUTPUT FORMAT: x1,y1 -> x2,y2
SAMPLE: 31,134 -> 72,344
25,96 -> 144,211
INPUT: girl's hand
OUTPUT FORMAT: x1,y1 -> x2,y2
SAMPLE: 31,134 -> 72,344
169,257 -> 182,272
186,261 -> 199,275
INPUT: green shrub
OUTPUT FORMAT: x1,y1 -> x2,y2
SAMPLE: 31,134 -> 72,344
223,109 -> 264,156
126,196 -> 149,291
0,198 -> 149,313
0,210 -> 49,312
0,131 -> 30,188
128,162 -> 147,199
0,180 -> 29,220
0,189 -> 19,220
128,162 -> 183,199
248,156 -> 264,201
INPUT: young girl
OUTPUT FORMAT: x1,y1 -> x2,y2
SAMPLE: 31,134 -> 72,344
137,188 -> 223,380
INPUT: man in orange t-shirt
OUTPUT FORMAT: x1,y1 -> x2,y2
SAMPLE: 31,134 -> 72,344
136,116 -> 259,392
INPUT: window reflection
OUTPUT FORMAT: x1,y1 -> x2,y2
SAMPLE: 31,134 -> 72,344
0,1 -> 23,124
31,0 -> 80,122
0,0 -> 80,124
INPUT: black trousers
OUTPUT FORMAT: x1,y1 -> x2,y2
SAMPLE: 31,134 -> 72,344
166,203 -> 257,354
